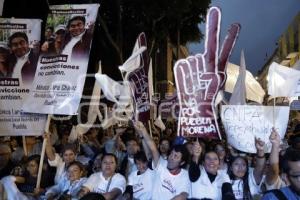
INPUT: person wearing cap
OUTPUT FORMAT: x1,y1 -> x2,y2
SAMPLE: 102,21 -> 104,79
7,31 -> 39,85
41,24 -> 66,56
61,15 -> 93,61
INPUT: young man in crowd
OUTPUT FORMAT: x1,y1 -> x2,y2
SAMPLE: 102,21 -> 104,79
133,121 -> 190,200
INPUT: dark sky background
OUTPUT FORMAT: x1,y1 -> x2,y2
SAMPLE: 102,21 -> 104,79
189,0 -> 300,76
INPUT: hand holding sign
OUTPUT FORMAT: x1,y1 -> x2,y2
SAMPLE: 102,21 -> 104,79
174,7 -> 240,138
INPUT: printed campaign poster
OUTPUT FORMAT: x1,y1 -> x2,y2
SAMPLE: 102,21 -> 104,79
221,105 -> 290,153
23,4 -> 100,115
0,18 -> 47,136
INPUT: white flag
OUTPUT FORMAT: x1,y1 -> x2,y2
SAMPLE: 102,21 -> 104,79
229,50 -> 246,105
225,62 -> 265,104
68,63 -> 103,142
268,62 -> 300,97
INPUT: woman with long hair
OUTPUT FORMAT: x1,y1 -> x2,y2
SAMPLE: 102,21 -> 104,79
227,138 -> 266,200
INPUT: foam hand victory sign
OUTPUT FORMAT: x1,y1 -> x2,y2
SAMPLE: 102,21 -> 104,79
174,7 -> 240,139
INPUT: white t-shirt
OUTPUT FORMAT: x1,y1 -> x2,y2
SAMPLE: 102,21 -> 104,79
190,166 -> 230,200
128,168 -> 155,200
152,160 -> 190,200
127,157 -> 137,176
48,153 -> 67,184
231,167 -> 264,200
83,172 -> 126,194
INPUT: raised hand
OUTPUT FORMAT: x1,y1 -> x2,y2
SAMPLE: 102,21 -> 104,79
269,127 -> 281,148
174,7 -> 240,139
255,137 -> 265,154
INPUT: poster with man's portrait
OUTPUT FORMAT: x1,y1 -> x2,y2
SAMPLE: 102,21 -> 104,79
23,4 -> 100,115
0,18 -> 47,136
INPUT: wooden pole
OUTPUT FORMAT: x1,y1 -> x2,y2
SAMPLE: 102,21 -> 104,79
36,115 -> 51,189
22,136 -> 28,157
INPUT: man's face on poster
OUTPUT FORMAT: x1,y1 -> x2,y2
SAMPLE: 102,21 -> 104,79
11,37 -> 29,58
69,19 -> 85,37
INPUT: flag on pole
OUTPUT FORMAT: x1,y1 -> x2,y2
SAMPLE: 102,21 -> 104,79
229,50 -> 247,105
268,62 -> 300,97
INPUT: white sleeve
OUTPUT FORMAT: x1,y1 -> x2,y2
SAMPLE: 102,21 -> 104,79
83,173 -> 98,192
45,182 -> 63,196
48,153 -> 63,167
177,173 -> 191,195
111,174 -> 126,194
127,172 -> 134,185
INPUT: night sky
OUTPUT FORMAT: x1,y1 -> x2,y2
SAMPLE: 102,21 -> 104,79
189,0 -> 300,75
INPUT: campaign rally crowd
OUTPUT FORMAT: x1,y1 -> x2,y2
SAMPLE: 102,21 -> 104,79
0,118 -> 300,200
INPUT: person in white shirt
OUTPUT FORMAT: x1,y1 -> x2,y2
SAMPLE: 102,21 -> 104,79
45,132 -> 77,184
126,151 -> 154,200
45,161 -> 87,200
134,121 -> 190,200
189,140 -> 234,200
228,138 -> 266,200
7,31 -> 39,85
78,153 -> 126,200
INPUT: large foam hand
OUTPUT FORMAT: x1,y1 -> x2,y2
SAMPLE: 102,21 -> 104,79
174,7 -> 240,139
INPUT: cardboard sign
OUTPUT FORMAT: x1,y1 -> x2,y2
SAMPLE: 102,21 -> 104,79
23,4 -> 99,115
174,7 -> 240,139
0,18 -> 47,136
126,33 -> 151,123
158,93 -> 179,119
221,105 -> 290,153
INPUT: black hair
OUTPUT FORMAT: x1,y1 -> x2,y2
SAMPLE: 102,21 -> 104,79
46,26 -> 54,32
228,156 -> 252,200
282,147 -> 300,174
79,192 -> 105,200
67,16 -> 86,28
8,32 -> 28,46
171,144 -> 189,168
62,143 -> 77,155
27,154 -> 40,165
134,151 -> 148,163
102,153 -> 118,166
67,160 -> 86,177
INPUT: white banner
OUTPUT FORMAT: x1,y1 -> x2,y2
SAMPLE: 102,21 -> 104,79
23,4 -> 100,115
221,105 -> 290,153
268,62 -> 300,97
0,18 -> 47,136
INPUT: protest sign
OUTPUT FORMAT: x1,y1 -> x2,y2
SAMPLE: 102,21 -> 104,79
0,18 -> 47,136
268,62 -> 300,97
221,105 -> 290,153
126,33 -> 151,123
174,7 -> 240,139
158,92 -> 179,120
23,4 -> 99,115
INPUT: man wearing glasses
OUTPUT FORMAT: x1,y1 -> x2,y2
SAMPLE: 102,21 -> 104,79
262,145 -> 300,199
8,31 -> 39,85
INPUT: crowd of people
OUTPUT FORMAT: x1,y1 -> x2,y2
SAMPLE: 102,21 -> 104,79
0,118 -> 300,200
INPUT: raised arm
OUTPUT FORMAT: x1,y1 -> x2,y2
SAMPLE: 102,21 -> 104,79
44,132 -> 56,161
189,140 -> 202,182
253,137 -> 266,184
102,188 -> 122,200
134,121 -> 160,167
265,128 -> 281,185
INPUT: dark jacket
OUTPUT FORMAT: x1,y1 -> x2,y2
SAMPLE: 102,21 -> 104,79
62,30 -> 93,61
8,49 -> 39,85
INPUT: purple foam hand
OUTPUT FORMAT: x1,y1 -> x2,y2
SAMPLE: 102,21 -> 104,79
174,7 -> 240,139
